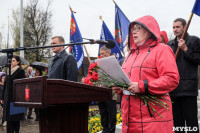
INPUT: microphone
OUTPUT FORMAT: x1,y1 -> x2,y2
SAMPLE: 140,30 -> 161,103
89,39 -> 116,49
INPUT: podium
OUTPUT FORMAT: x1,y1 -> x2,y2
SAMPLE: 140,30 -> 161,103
13,76 -> 112,133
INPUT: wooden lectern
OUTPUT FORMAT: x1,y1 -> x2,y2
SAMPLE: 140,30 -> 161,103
13,76 -> 112,133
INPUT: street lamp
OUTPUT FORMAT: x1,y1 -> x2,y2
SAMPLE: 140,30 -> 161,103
20,0 -> 24,58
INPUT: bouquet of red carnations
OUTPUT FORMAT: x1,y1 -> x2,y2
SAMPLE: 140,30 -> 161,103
84,62 -> 172,118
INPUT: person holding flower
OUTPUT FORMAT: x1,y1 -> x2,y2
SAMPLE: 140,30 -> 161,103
112,15 -> 179,133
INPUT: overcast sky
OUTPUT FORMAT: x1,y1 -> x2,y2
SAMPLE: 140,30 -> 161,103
0,0 -> 200,57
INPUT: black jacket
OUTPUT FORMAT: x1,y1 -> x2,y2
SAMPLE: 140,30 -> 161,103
167,33 -> 200,97
48,50 -> 78,82
1,67 -> 26,121
0,85 -> 3,105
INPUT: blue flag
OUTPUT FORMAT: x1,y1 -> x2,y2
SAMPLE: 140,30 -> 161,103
99,21 -> 123,61
70,12 -> 84,70
192,0 -> 200,16
115,3 -> 130,53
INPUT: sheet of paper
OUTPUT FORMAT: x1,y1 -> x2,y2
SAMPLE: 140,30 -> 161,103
123,90 -> 135,95
95,56 -> 131,84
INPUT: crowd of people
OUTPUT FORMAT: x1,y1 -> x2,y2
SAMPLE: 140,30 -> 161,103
0,15 -> 200,133
0,57 -> 46,132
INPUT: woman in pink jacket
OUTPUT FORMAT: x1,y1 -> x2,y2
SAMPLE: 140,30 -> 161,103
160,30 -> 169,44
113,15 -> 179,133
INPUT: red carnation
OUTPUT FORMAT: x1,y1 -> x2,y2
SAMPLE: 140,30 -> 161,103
84,77 -> 90,84
91,72 -> 99,81
89,63 -> 98,70
88,80 -> 94,85
84,76 -> 94,85
88,70 -> 93,75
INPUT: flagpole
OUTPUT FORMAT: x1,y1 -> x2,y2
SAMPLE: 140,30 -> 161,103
175,13 -> 194,59
83,45 -> 91,64
69,5 -> 76,13
20,0 -> 24,58
112,0 -> 116,4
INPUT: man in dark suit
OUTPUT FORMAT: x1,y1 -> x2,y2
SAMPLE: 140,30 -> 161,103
48,36 -> 78,81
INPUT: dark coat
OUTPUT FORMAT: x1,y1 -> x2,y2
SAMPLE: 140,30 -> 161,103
0,85 -> 3,100
1,67 -> 26,121
167,33 -> 200,97
48,50 -> 78,82
0,85 -> 3,107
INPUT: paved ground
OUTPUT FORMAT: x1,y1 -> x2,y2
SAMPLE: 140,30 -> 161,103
0,121 -> 122,133
0,106 -> 122,133
0,118 -> 39,133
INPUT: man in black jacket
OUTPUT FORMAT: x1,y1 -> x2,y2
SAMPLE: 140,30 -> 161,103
44,36 -> 78,131
168,18 -> 200,133
48,36 -> 78,81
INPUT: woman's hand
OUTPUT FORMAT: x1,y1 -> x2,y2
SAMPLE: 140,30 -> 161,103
127,82 -> 141,94
112,87 -> 122,94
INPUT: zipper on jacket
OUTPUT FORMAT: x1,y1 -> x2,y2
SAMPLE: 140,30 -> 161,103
139,47 -> 151,80
128,49 -> 139,79
139,47 -> 156,119
124,51 -> 132,63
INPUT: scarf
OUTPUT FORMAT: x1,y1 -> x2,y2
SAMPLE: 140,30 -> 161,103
7,65 -> 20,75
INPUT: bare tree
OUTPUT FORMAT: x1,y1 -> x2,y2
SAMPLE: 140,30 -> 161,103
11,9 -> 20,49
24,0 -> 52,62
0,26 -> 7,54
11,0 -> 52,63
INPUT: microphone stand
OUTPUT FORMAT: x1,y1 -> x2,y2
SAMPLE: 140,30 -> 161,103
0,41 -> 93,118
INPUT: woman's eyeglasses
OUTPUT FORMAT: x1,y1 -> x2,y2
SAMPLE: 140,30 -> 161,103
131,25 -> 143,33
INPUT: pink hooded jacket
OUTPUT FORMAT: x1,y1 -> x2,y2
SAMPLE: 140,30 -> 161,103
160,30 -> 169,44
121,16 -> 179,133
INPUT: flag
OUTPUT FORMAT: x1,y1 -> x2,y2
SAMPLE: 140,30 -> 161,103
192,0 -> 200,16
115,3 -> 130,53
70,12 -> 84,70
99,21 -> 123,61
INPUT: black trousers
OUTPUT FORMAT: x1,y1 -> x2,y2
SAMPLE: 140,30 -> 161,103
98,100 -> 116,133
7,120 -> 20,133
27,108 -> 32,117
35,108 -> 39,120
171,96 -> 199,133
28,108 -> 39,120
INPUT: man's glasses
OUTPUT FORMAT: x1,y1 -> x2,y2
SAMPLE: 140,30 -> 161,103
131,25 -> 143,33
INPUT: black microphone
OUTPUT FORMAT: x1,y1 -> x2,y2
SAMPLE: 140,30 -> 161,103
89,39 -> 116,49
